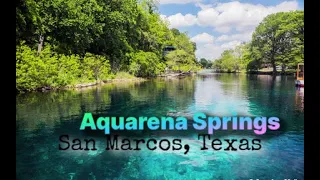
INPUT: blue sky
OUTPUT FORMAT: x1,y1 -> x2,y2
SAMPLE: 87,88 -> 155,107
157,0 -> 304,60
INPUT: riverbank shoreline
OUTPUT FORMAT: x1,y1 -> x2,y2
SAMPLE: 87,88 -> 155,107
70,78 -> 146,89
17,70 -> 296,94
207,69 -> 296,76
41,72 -> 196,92
17,72 -> 197,94
17,77 -> 146,94
246,71 -> 296,75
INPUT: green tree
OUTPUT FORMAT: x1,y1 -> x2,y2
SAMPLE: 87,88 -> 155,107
250,11 -> 304,74
199,58 -> 208,68
212,59 -> 222,71
234,42 -> 251,71
81,53 -> 111,82
166,50 -> 198,72
16,0 -> 199,92
128,51 -> 165,77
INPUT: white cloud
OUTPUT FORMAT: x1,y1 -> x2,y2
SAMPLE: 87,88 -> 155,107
200,1 -> 298,32
214,26 -> 232,33
195,43 -> 224,60
197,8 -> 219,26
216,31 -> 253,42
195,40 -> 242,60
161,1 -> 300,60
270,1 -> 300,13
220,40 -> 242,49
158,0 -> 201,5
191,33 -> 214,44
160,14 -> 167,20
164,1 -> 299,32
195,2 -> 213,10
161,13 -> 197,28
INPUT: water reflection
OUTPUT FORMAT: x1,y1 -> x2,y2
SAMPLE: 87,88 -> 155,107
295,87 -> 304,112
16,74 -> 304,180
193,74 -> 251,116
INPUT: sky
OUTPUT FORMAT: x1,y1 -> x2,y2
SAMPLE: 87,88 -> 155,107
158,0 -> 304,61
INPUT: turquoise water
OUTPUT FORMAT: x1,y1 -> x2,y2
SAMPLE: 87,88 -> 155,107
16,73 -> 304,180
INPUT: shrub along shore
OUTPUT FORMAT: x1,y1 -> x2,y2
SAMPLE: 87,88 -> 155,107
16,0 -> 200,93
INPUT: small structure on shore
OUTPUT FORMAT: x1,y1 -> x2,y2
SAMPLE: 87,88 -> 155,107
163,46 -> 176,56
295,63 -> 304,87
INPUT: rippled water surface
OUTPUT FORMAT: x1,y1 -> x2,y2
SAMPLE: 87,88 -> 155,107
16,73 -> 304,180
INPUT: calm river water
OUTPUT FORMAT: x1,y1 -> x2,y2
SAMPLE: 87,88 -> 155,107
16,73 -> 304,180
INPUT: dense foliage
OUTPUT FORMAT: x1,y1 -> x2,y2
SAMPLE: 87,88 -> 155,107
213,11 -> 304,74
16,43 -> 112,91
199,58 -> 213,69
213,43 -> 251,73
16,0 -> 199,91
